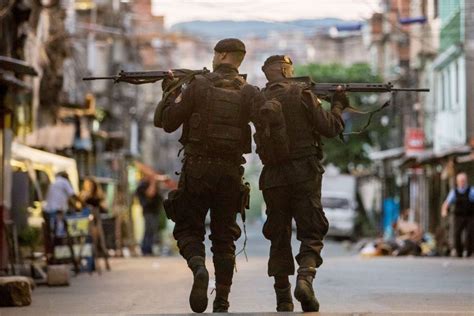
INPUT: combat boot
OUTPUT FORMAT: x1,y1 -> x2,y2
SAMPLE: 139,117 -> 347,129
294,267 -> 319,312
212,254 -> 235,312
187,256 -> 209,313
274,285 -> 294,312
213,284 -> 230,313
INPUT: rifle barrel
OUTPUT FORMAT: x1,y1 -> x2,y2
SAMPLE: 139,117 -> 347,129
392,88 -> 430,92
312,84 -> 430,93
83,76 -> 117,81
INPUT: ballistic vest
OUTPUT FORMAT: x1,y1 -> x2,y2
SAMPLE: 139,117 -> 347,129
455,187 -> 474,217
183,70 -> 251,159
256,81 -> 320,165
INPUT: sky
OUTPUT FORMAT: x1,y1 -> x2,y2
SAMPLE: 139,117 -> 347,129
152,0 -> 381,27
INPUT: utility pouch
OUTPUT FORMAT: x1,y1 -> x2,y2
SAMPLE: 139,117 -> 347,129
254,130 -> 274,165
270,125 -> 290,161
309,157 -> 325,175
188,113 -> 202,142
163,189 -> 182,222
242,124 -> 252,154
239,182 -> 251,222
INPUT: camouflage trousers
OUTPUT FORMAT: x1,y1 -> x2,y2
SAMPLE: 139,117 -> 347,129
262,173 -> 329,276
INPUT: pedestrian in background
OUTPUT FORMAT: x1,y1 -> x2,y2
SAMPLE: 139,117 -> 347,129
80,177 -> 107,213
136,174 -> 163,256
392,208 -> 423,256
441,172 -> 474,257
43,172 -> 81,254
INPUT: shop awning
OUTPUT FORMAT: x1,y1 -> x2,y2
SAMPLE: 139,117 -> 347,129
0,56 -> 37,76
457,152 -> 474,164
369,147 -> 405,161
11,142 -> 80,192
434,145 -> 472,158
0,71 -> 31,90
0,56 -> 37,90
416,145 -> 472,164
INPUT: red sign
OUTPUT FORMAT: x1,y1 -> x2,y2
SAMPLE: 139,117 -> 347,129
405,128 -> 425,154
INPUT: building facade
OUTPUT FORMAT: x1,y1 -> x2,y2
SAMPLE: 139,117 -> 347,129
368,0 -> 474,238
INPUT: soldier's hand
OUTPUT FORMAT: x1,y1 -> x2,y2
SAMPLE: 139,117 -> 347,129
162,71 -> 179,92
332,85 -> 349,109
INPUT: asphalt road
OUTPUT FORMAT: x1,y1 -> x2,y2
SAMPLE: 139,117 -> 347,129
3,223 -> 474,315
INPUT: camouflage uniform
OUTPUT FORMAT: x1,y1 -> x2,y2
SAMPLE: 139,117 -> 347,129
255,55 -> 346,312
157,39 -> 264,313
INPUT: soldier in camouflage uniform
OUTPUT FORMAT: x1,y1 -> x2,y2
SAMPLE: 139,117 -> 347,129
155,38 -> 265,313
254,55 -> 348,312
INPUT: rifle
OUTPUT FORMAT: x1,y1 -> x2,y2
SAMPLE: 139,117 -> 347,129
290,77 -> 429,136
83,68 -> 211,85
291,76 -> 430,98
84,68 -> 248,128
83,68 -> 248,85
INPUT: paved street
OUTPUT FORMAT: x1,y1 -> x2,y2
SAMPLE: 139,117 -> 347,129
3,223 -> 474,315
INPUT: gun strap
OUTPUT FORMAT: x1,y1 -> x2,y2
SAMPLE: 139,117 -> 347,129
236,181 -> 249,263
155,70 -> 204,128
162,69 -> 202,101
235,220 -> 248,265
342,100 -> 390,136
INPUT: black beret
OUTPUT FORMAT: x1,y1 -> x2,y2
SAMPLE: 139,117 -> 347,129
262,55 -> 293,68
214,38 -> 246,53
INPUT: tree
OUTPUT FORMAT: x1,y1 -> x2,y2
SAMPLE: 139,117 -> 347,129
295,63 -> 391,172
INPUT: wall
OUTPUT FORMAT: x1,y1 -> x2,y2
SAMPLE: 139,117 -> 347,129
465,0 -> 474,144
432,0 -> 467,153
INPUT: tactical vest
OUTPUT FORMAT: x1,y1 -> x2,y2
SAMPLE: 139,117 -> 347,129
183,73 -> 251,158
454,187 -> 474,216
255,81 -> 320,165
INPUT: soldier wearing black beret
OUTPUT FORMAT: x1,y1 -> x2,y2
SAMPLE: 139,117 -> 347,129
254,54 -> 348,312
157,39 -> 266,313
214,38 -> 246,53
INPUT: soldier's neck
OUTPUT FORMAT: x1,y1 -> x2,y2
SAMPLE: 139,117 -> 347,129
267,76 -> 290,85
214,63 -> 239,74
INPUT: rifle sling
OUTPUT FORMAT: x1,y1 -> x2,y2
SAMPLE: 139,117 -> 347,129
342,100 -> 390,136
154,70 -> 203,128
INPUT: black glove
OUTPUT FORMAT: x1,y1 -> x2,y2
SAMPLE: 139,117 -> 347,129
162,77 -> 179,92
331,86 -> 349,109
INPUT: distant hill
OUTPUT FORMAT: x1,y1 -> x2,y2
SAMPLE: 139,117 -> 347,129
171,18 -> 362,38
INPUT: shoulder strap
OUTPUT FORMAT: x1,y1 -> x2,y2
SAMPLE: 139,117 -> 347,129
154,70 -> 205,128
299,87 -> 324,154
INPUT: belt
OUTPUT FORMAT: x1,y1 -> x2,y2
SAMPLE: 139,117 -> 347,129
185,154 -> 244,165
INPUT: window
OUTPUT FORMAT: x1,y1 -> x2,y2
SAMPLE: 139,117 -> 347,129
441,72 -> 445,110
454,60 -> 459,105
444,68 -> 451,110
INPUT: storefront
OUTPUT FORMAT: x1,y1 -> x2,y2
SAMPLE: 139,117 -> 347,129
0,56 -> 37,272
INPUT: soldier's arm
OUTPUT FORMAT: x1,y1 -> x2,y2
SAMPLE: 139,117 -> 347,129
302,90 -> 344,138
242,84 -> 265,124
162,82 -> 195,133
